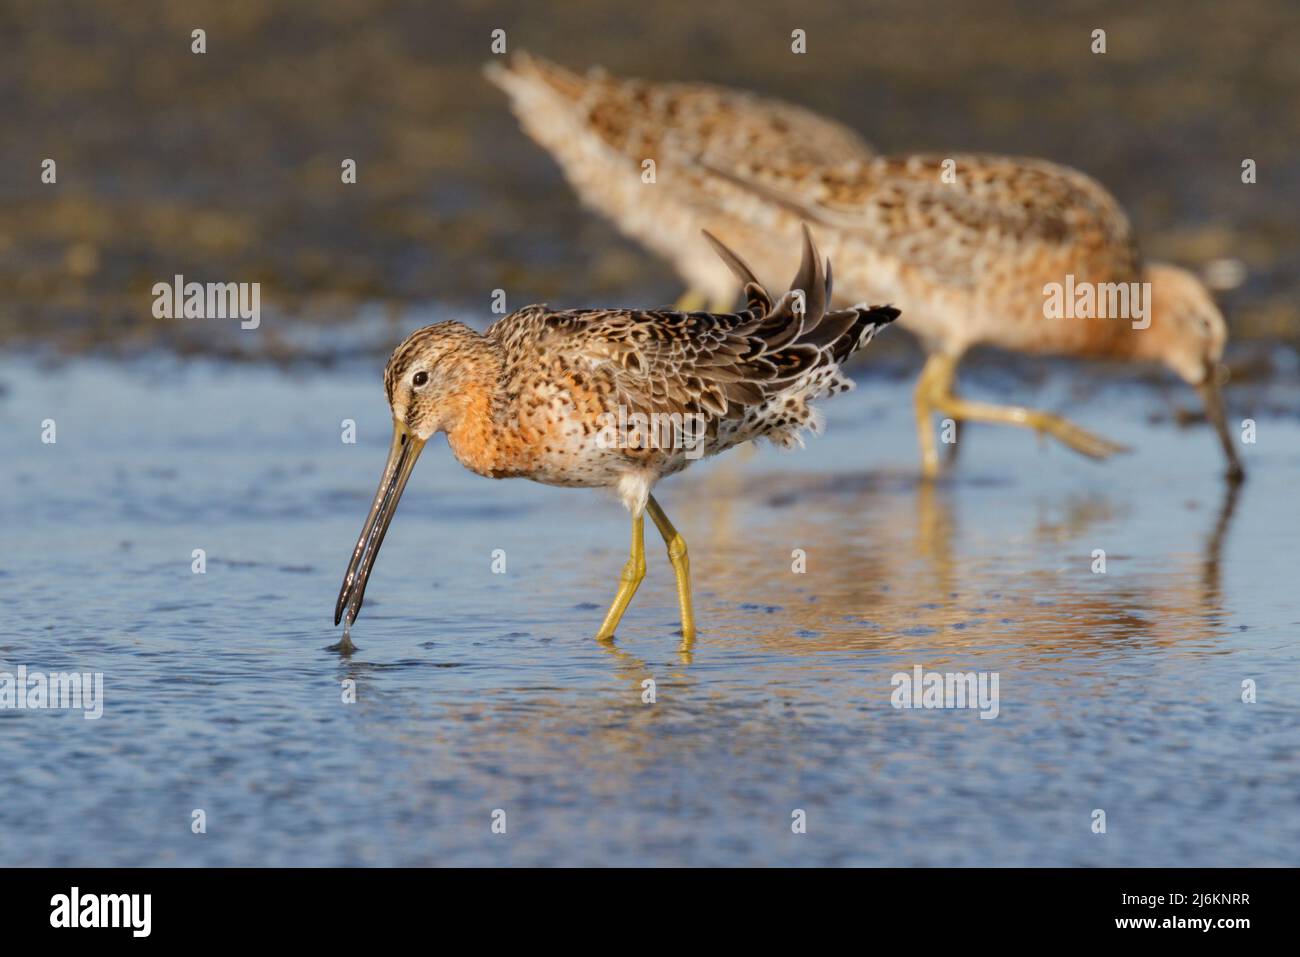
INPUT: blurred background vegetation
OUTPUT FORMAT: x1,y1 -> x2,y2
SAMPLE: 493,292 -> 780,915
2,0 -> 1297,360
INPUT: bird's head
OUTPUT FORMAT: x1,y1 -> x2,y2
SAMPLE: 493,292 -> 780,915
1141,263 -> 1228,385
1140,263 -> 1242,481
383,321 -> 489,440
335,321 -> 490,630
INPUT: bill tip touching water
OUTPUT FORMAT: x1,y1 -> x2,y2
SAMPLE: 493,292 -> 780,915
335,225 -> 898,643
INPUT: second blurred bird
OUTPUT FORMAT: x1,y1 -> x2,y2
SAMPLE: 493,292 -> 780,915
488,52 -> 1243,480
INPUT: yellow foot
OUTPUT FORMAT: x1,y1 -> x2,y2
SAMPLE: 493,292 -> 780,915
1031,412 -> 1130,460
594,514 -> 645,640
646,495 -> 696,642
918,353 -> 1128,468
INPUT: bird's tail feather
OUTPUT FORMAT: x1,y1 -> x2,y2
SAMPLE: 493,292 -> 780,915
702,224 -> 898,369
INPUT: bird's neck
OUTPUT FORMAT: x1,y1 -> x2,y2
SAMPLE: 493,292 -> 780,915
441,337 -> 523,479
1104,269 -> 1174,364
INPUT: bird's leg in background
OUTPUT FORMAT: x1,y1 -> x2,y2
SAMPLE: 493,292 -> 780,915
930,356 -> 961,465
673,289 -> 708,312
944,402 -> 963,464
646,495 -> 696,644
595,513 -> 646,641
924,354 -> 1129,461
915,355 -> 942,478
708,293 -> 737,314
1197,371 -> 1245,482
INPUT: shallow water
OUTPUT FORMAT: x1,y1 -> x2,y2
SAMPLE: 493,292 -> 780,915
2,345 -> 1298,866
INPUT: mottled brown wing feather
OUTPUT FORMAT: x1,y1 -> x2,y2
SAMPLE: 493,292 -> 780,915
701,154 -> 1143,289
489,228 -> 897,423
486,51 -> 875,169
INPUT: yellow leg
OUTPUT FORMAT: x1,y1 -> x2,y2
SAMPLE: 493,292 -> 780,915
944,394 -> 963,464
924,354 -> 1128,461
646,495 -> 696,642
674,289 -> 707,312
708,293 -> 737,313
915,355 -> 943,478
594,513 -> 646,641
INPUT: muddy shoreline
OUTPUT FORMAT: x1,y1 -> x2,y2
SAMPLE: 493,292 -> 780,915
3,0 -> 1298,355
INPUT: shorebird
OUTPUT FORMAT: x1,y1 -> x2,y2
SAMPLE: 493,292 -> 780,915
335,227 -> 898,644
489,57 -> 1242,480
689,154 -> 1244,480
486,51 -> 874,312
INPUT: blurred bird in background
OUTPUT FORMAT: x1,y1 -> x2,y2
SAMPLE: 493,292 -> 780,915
490,53 -> 1243,481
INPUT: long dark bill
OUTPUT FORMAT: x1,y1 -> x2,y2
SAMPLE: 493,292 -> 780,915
1197,364 -> 1245,483
335,421 -> 427,628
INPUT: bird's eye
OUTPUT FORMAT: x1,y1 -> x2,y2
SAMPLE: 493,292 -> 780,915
412,371 -> 429,387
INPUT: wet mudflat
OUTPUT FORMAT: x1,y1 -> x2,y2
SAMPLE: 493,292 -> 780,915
2,344 -> 1297,866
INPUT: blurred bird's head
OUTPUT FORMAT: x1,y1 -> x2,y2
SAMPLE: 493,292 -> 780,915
1140,263 -> 1229,386
1138,263 -> 1243,481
